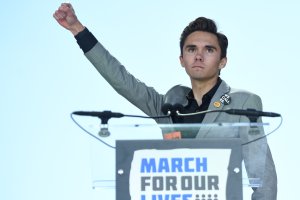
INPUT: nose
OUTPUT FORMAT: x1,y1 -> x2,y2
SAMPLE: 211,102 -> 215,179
195,50 -> 203,61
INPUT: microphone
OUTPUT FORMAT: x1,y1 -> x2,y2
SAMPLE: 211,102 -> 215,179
171,108 -> 281,123
72,111 -> 124,118
224,109 -> 281,117
222,108 -> 281,123
161,85 -> 191,115
73,110 -> 124,137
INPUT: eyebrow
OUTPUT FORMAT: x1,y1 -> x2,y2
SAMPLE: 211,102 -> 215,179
184,44 -> 197,49
205,45 -> 218,50
184,44 -> 218,50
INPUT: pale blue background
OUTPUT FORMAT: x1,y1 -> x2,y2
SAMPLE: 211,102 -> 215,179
1,0 -> 299,199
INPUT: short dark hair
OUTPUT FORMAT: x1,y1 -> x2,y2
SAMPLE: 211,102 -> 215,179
180,17 -> 228,59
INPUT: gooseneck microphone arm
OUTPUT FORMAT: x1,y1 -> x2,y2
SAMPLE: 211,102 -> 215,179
223,108 -> 281,123
72,111 -> 124,121
175,108 -> 281,123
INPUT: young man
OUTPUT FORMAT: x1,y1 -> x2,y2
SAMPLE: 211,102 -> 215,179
54,3 -> 277,199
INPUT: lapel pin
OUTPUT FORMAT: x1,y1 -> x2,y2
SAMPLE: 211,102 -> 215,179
220,94 -> 231,105
213,101 -> 221,108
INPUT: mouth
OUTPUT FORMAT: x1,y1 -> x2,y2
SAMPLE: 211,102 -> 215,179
192,62 -> 205,69
192,65 -> 204,69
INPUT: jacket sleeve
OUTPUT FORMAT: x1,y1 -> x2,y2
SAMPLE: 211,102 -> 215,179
84,42 -> 171,123
239,93 -> 277,200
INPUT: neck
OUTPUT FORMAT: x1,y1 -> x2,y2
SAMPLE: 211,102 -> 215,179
191,77 -> 218,105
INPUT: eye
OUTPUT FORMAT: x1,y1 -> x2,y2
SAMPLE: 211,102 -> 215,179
206,47 -> 215,53
186,46 -> 197,53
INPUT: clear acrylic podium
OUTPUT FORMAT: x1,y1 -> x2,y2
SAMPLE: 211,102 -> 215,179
86,122 -> 268,200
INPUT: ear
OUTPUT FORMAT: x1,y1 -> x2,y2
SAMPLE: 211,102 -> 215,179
218,57 -> 227,69
179,55 -> 185,68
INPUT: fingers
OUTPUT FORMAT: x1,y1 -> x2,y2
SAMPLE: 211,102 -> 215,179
60,2 -> 74,11
53,10 -> 66,20
53,3 -> 74,20
58,3 -> 73,13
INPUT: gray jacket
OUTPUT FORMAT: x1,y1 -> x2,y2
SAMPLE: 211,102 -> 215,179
85,42 -> 277,200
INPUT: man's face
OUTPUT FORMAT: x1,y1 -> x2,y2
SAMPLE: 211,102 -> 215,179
180,31 -> 227,82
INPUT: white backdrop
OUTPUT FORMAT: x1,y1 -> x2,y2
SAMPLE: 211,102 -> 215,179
0,0 -> 299,199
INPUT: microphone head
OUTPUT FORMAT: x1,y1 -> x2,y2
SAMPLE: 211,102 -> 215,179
161,103 -> 184,116
162,85 -> 190,115
173,103 -> 184,113
161,103 -> 172,115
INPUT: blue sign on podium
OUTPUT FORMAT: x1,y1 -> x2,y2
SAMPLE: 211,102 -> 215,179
116,138 -> 243,200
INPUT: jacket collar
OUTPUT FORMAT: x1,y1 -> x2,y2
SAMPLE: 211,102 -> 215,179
200,80 -> 231,125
